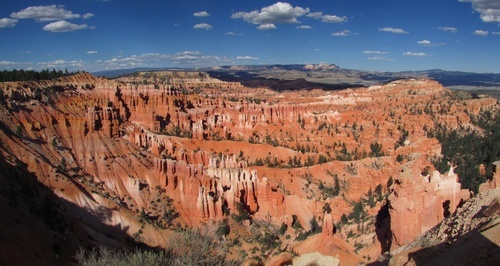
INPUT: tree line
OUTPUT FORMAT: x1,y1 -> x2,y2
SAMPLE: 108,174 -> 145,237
429,109 -> 500,193
0,68 -> 79,82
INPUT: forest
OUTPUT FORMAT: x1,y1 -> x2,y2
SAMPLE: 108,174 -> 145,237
430,109 -> 500,193
0,68 -> 78,82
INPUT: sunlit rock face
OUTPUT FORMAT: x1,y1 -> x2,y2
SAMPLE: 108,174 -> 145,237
389,162 -> 470,249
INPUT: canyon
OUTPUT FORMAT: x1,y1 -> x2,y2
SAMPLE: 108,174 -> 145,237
0,70 -> 498,265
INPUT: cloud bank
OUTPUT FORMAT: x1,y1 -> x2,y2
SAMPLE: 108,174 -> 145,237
11,5 -> 82,22
236,56 -> 259,60
232,2 -> 347,30
459,0 -> 500,23
7,5 -> 94,32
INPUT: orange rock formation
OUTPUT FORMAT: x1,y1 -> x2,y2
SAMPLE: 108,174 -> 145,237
0,72 -> 498,264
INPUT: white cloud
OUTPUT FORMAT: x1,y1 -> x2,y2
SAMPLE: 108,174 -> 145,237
459,0 -> 500,23
321,14 -> 347,23
331,30 -> 351,37
43,20 -> 88,32
379,27 -> 408,34
236,56 -> 259,60
87,50 -> 98,54
36,59 -> 84,69
417,40 -> 445,46
306,12 -> 347,23
403,52 -> 428,57
0,18 -> 18,28
0,60 -> 16,66
473,29 -> 489,36
418,40 -> 432,46
173,51 -> 206,60
296,25 -> 312,29
11,5 -> 81,22
193,11 -> 210,17
226,31 -> 243,36
49,59 -> 66,65
306,12 -> 323,19
367,56 -> 394,61
96,51 -> 225,70
232,2 -> 309,29
363,51 -> 389,54
0,59 -> 80,70
83,13 -> 94,19
0,51 -> 229,71
438,26 -> 458,32
492,31 -> 500,35
193,23 -> 212,30
257,23 -> 277,30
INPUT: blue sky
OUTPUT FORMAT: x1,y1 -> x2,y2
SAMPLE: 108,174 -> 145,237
1,0 -> 499,72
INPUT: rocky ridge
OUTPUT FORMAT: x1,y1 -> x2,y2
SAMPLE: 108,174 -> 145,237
388,187 -> 500,265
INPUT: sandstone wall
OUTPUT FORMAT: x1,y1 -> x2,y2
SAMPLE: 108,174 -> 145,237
389,162 -> 470,249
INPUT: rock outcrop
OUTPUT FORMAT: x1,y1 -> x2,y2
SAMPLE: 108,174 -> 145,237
480,161 -> 500,191
389,162 -> 470,249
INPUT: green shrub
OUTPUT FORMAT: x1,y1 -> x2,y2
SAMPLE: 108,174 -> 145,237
278,222 -> 288,235
75,229 -> 240,266
291,215 -> 303,230
232,202 -> 250,222
309,216 -> 322,234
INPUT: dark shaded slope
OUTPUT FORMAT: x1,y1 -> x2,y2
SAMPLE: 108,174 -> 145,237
0,143 -> 142,265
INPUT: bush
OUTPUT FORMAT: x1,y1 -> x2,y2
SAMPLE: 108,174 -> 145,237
309,217 -> 322,234
165,229 -> 238,265
322,203 -> 332,214
15,125 -> 22,137
341,214 -> 348,224
232,202 -> 250,222
298,217 -> 322,241
60,158 -> 67,172
0,89 -> 5,106
351,201 -> 366,223
75,229 -> 240,266
369,142 -> 384,157
278,222 -> 288,235
291,215 -> 303,230
215,219 -> 230,237
75,247 -> 167,266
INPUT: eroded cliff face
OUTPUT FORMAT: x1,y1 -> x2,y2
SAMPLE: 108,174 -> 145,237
0,72 -> 498,265
388,161 -> 470,249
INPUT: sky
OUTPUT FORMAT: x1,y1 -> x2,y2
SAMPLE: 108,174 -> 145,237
0,0 -> 499,73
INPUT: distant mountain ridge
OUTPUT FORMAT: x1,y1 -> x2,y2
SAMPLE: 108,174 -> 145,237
92,64 -> 500,92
